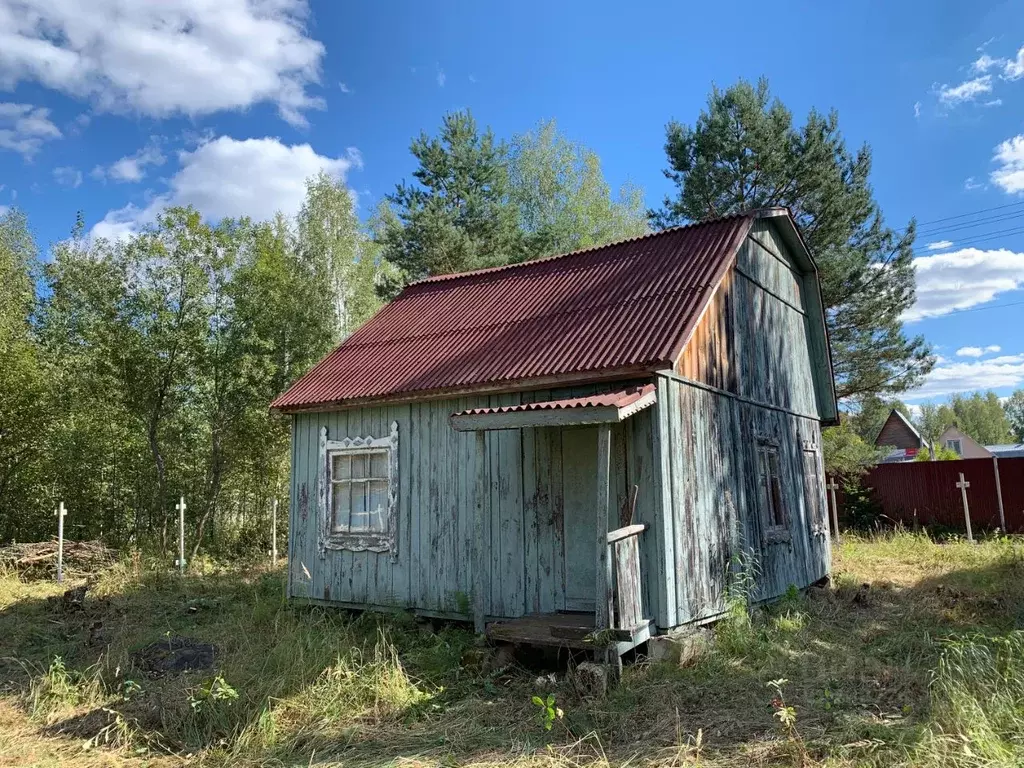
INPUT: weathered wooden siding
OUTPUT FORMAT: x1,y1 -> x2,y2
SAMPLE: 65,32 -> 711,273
655,219 -> 831,630
675,270 -> 736,392
288,385 -> 658,622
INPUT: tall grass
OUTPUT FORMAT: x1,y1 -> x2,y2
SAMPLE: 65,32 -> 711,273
916,632 -> 1024,767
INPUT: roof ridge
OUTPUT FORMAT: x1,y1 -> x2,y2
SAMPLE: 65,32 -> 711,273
404,209 -> 766,290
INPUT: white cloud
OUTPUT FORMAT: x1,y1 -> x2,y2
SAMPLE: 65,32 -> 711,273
93,138 -> 166,183
0,0 -> 325,127
0,102 -> 61,157
913,101 -> 921,118
906,355 -> 1024,400
926,240 -> 954,251
965,176 -> 984,191
436,65 -> 446,87
345,146 -> 363,170
1004,46 -> 1024,80
937,75 -> 992,105
905,247 -> 1024,321
91,135 -> 352,240
955,346 -> 1000,357
339,82 -> 352,94
985,99 -> 1003,107
0,205 -> 8,216
991,135 -> 1024,194
972,53 -> 1004,73
53,166 -> 82,188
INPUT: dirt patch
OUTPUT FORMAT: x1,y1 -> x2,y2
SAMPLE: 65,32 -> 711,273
131,637 -> 216,678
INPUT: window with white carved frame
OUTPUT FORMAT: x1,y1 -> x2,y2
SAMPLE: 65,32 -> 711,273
757,441 -> 790,543
318,423 -> 398,556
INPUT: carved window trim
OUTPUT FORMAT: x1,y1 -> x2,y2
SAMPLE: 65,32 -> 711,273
317,422 -> 399,559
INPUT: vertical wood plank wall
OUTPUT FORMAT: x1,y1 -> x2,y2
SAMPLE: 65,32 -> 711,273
288,384 -> 657,621
654,219 -> 831,630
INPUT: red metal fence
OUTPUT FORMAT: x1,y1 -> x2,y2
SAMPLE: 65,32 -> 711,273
837,457 -> 1024,533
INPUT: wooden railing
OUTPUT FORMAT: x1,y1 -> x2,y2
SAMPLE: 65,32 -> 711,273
605,523 -> 646,632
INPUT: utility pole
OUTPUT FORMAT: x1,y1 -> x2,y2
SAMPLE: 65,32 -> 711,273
175,496 -> 187,574
993,457 -> 1006,531
54,502 -> 66,583
956,473 -> 973,543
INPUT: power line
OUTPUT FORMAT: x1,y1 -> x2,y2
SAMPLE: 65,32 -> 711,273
896,199 -> 1024,233
917,209 -> 1024,238
924,298 -> 1024,318
912,225 -> 1024,257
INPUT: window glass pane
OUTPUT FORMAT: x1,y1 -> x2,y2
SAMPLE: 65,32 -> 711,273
350,454 -> 367,479
332,454 -> 351,480
367,480 -> 388,532
331,481 -> 351,532
370,452 -> 388,479
347,481 -> 368,530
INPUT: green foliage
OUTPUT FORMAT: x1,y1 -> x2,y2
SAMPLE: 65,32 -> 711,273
1005,389 -> 1024,442
3,174 -> 380,552
915,445 -> 960,461
652,77 -> 933,400
189,674 -> 239,712
508,119 -> 647,256
915,392 -> 1014,448
379,110 -> 524,288
531,693 -> 563,731
0,209 -> 50,540
823,418 -> 886,478
379,112 -> 648,295
841,478 -> 884,529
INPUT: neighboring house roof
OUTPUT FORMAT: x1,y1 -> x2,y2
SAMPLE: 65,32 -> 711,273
937,426 -> 992,458
272,208 -> 834,412
874,409 -> 927,450
986,444 -> 1024,458
880,447 -> 924,463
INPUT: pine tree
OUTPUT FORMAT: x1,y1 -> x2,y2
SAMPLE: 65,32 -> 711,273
652,78 -> 933,400
379,111 -> 524,289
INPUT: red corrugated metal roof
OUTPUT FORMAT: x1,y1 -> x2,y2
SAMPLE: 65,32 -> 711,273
455,384 -> 655,416
272,211 -> 760,411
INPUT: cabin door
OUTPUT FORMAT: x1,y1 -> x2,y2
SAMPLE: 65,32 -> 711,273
560,427 -> 598,612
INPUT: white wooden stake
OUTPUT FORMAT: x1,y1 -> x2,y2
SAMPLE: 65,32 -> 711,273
956,473 -> 973,543
271,498 -> 278,565
993,457 -> 1006,531
175,496 -> 187,573
826,477 -> 841,545
54,502 -> 66,583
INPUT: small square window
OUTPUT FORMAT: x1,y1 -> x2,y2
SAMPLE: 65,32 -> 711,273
946,439 -> 963,456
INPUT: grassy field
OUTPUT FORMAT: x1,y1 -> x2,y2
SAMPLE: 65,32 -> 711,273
2,532 -> 1024,767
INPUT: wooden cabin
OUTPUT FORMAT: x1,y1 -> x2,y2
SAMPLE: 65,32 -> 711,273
271,208 -> 839,660
875,409 -> 929,463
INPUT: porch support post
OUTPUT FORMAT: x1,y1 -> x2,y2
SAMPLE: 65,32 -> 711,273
473,430 -> 487,633
595,424 -> 613,630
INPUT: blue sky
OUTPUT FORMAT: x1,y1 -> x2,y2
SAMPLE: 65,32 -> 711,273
2,0 -> 1023,405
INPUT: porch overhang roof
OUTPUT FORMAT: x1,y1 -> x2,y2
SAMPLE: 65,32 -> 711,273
449,384 -> 656,432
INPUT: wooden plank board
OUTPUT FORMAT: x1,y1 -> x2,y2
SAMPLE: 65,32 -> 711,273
614,535 -> 642,629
